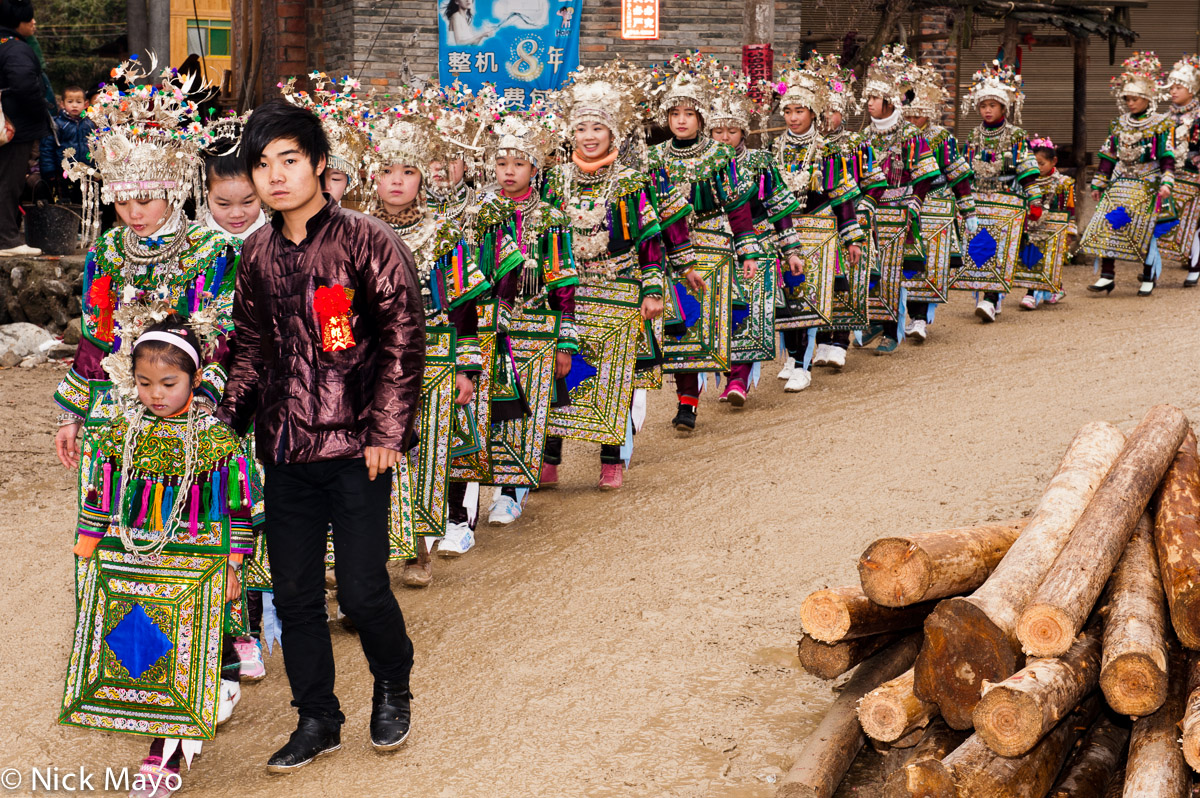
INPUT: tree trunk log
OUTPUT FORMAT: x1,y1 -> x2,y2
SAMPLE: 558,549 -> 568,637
801,586 -> 936,644
1017,405 -> 1189,657
948,695 -> 1102,798
973,625 -> 1103,756
881,718 -> 968,797
1177,652 -> 1200,773
798,633 -> 903,680
858,667 -> 939,744
1100,514 -> 1169,717
859,519 -> 1028,608
1047,714 -> 1130,797
913,423 -> 1126,729
1102,769 -> 1124,798
1154,429 -> 1200,649
776,634 -> 923,798
1123,648 -> 1188,797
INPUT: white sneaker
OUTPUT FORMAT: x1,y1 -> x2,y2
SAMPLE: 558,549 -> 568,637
0,244 -> 42,257
216,679 -> 241,725
826,346 -> 846,370
438,521 -> 475,557
488,494 -> 522,526
777,355 -> 796,380
975,300 -> 996,323
908,319 -> 927,344
811,344 -> 832,367
784,369 -> 812,392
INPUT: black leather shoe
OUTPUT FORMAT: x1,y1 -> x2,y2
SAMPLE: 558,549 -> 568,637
671,403 -> 696,435
370,681 -> 412,751
266,717 -> 341,773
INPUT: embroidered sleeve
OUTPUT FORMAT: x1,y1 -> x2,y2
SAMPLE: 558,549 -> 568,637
448,298 -> 484,373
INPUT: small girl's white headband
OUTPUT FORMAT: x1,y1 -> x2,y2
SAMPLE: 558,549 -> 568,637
133,330 -> 201,369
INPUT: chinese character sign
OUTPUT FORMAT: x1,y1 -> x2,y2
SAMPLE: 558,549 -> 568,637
439,0 -> 582,107
621,0 -> 657,40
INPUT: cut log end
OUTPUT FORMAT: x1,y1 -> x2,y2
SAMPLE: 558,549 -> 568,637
1100,652 -> 1168,718
973,688 -> 1046,757
884,758 -> 955,798
859,538 -> 933,608
1016,603 -> 1075,658
913,598 -> 1021,730
800,590 -> 853,643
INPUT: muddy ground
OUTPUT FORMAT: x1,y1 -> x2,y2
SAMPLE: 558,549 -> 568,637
2,262 -> 1199,797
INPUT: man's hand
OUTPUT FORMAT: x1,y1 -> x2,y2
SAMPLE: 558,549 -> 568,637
55,422 -> 81,469
555,350 -> 573,379
683,269 -> 706,293
845,244 -> 862,268
363,446 -> 403,481
453,373 -> 474,405
742,259 -> 759,281
640,295 -> 663,321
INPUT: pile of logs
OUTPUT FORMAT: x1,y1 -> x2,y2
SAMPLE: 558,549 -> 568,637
779,405 -> 1200,798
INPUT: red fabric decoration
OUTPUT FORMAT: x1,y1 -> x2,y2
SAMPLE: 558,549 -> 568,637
313,285 -> 355,351
1028,204 -> 1043,221
88,274 -> 115,342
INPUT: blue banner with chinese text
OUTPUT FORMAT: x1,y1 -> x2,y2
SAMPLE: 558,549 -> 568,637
438,0 -> 582,108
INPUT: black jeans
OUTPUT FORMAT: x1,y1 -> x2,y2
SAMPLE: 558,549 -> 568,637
543,434 -> 622,466
0,140 -> 32,249
264,458 -> 414,724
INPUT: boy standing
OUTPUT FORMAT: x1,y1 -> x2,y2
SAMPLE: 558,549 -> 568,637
217,100 -> 426,772
39,85 -> 92,203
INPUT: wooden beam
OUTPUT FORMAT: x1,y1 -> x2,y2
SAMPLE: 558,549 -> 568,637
1072,33 -> 1088,176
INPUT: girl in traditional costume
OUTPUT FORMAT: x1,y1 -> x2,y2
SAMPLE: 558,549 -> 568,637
1019,137 -> 1075,308
859,46 -> 942,350
366,110 -> 491,585
1081,52 -> 1178,297
647,54 -> 764,431
1164,55 -> 1200,282
958,60 -> 1042,321
541,61 -> 680,489
771,56 -> 868,390
62,314 -> 257,798
481,107 -> 580,525
705,65 -> 805,406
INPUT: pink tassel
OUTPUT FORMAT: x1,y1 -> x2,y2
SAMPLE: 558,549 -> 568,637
189,483 -> 200,537
758,173 -> 766,201
193,274 -> 205,311
238,457 -> 251,505
101,463 -> 112,512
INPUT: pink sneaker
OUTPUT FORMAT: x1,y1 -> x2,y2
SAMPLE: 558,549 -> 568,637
598,463 -> 623,491
539,463 -> 559,489
725,379 -> 747,408
234,636 -> 266,681
128,757 -> 181,798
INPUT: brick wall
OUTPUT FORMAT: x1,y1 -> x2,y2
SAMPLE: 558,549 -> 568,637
915,9 -> 959,129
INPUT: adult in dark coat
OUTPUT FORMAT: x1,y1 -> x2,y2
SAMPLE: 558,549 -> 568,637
0,0 -> 49,254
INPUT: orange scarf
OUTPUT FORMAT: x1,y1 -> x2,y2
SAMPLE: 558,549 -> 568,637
572,149 -> 619,174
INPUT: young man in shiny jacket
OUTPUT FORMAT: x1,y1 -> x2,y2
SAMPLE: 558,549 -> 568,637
218,100 -> 426,772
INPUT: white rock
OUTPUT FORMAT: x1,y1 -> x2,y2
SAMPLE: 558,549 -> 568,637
0,322 -> 55,364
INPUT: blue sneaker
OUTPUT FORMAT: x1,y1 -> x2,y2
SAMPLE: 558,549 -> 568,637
488,494 -> 523,526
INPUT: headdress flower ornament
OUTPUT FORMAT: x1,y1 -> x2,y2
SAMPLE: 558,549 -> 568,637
1165,54 -> 1200,96
486,99 -> 563,170
553,60 -> 650,145
961,59 -> 1025,123
281,74 -> 370,191
653,51 -> 719,126
708,69 -> 768,133
1111,51 -> 1163,109
904,63 -> 949,119
808,53 -> 860,116
863,44 -> 914,109
364,109 -> 441,189
64,54 -> 208,245
775,56 -> 827,116
1028,135 -> 1056,150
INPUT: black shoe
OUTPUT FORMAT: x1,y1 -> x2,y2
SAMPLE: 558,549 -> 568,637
1138,275 -> 1155,296
671,403 -> 696,435
1186,271 -> 1200,288
266,717 -> 341,773
370,681 -> 412,751
1087,276 -> 1116,294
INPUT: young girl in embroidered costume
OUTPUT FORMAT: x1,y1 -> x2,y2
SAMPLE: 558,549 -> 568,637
1081,52 -> 1178,297
705,63 -> 805,407
366,109 -> 491,586
62,314 -> 258,798
541,61 -> 681,490
1164,55 -> 1200,282
859,45 -> 942,351
482,106 -> 580,525
903,63 -> 977,331
771,56 -> 868,391
1019,137 -> 1074,309
647,53 -> 764,433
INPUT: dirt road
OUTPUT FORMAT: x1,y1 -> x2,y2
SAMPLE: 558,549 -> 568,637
2,262 -> 1198,797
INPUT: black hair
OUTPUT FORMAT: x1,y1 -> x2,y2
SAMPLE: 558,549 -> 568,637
62,85 -> 86,98
1031,144 -> 1058,161
241,99 -> 329,176
205,143 -> 251,188
444,0 -> 472,23
131,316 -> 203,381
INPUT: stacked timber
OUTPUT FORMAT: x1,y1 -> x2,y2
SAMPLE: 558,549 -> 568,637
782,405 -> 1200,798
